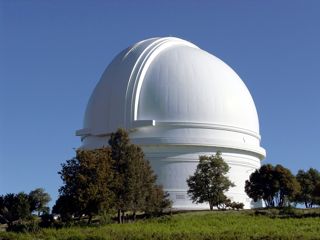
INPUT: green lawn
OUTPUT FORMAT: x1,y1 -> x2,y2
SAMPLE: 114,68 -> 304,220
1,210 -> 320,240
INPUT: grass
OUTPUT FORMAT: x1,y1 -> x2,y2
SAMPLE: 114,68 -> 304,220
0,209 -> 320,240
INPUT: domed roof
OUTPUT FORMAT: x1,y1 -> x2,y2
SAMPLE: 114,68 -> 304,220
78,37 -> 263,156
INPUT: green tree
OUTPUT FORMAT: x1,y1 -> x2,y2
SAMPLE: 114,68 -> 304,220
187,152 -> 234,210
144,185 -> 171,216
273,165 -> 300,207
56,129 -> 170,224
29,188 -> 51,216
314,183 -> 320,205
245,164 -> 300,207
0,192 -> 31,228
123,144 -> 156,219
108,129 -> 131,223
52,195 -> 78,222
58,147 -> 114,224
109,129 -> 171,223
245,164 -> 276,207
295,168 -> 320,208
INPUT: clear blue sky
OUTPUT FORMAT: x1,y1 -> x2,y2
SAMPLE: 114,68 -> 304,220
1,0 -> 319,207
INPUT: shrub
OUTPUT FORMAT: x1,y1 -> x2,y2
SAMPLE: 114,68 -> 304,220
99,211 -> 113,225
279,206 -> 298,216
39,213 -> 55,228
7,220 -> 40,233
224,200 -> 244,210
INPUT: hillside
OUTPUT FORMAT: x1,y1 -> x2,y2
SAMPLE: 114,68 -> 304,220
1,209 -> 320,240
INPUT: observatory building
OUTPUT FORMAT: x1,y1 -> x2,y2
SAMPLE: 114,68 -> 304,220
76,37 -> 266,209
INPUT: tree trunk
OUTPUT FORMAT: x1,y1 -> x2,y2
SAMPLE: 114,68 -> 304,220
87,214 -> 92,225
7,221 -> 13,231
209,202 -> 213,211
133,211 -> 136,221
121,211 -> 125,223
117,209 -> 122,224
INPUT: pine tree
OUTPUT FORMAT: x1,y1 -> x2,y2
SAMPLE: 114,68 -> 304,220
109,129 -> 171,223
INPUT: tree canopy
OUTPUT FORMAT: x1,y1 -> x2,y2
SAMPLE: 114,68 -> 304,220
109,128 -> 171,222
0,193 -> 30,227
187,152 -> 234,210
0,189 -> 51,229
245,164 -> 300,207
56,147 -> 114,223
29,188 -> 51,216
314,183 -> 320,200
55,128 -> 171,223
295,168 -> 320,208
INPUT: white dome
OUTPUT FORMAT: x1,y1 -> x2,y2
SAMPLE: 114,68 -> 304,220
79,37 -> 264,156
137,43 -> 258,132
77,37 -> 266,209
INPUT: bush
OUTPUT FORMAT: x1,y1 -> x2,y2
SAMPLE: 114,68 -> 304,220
279,206 -> 298,216
7,220 -> 40,233
228,202 -> 244,210
224,199 -> 244,210
156,215 -> 174,224
254,208 -> 280,217
39,213 -> 55,228
99,211 -> 113,225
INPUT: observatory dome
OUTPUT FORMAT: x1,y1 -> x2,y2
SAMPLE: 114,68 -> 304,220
77,37 -> 266,209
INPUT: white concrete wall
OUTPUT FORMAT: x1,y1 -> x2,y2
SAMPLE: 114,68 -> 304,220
141,145 -> 262,209
81,125 -> 264,209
